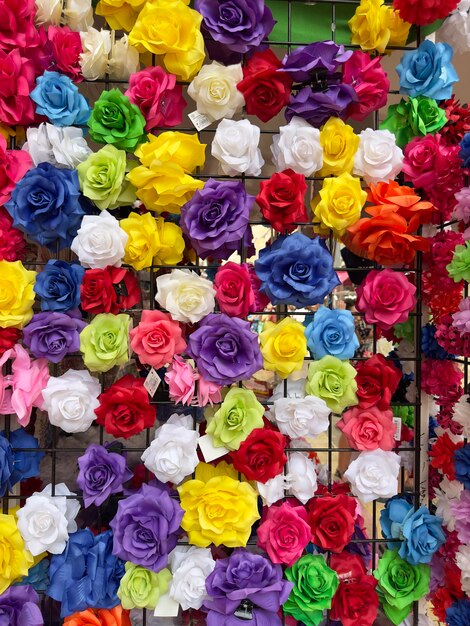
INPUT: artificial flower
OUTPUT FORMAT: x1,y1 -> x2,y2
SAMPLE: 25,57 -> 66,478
79,313 -> 130,373
330,554 -> 378,626
0,260 -> 36,328
285,84 -> 357,129
95,0 -> 144,31
319,117 -> 359,177
130,309 -> 186,369
30,71 -> 90,127
213,262 -> 258,318
231,426 -> 287,482
308,494 -> 357,553
48,25 -> 83,82
23,311 -> 86,363
270,116 -> 323,176
257,501 -> 311,567
380,96 -> 448,148
312,172 -> 366,237
34,260 -> 84,312
118,563 -> 170,610
212,118 -> 264,177
108,35 -> 140,81
260,317 -> 308,379
306,355 -> 358,414
0,208 -> 26,263
345,450 -> 401,503
393,0 -> 459,26
24,123 -> 92,170
79,27 -> 111,81
257,169 -> 307,234
88,89 -> 146,151
355,354 -> 402,409
353,128 -> 403,184
305,306 -> 359,361
169,546 -> 215,610
188,61 -> 244,121
271,395 -> 330,439
286,452 -> 318,504
77,443 -> 132,508
155,268 -> 215,324
0,585 -> 43,626
0,513 -> 33,594
0,136 -> 32,205
337,405 -> 396,450
80,267 -> 140,315
343,51 -> 390,121
71,211 -> 128,269
0,49 -> 36,126
447,241 -> 470,281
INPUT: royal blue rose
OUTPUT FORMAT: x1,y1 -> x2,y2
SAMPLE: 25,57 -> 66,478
454,442 -> 470,490
8,428 -> 45,486
0,435 -> 13,497
459,133 -> 470,168
30,71 -> 90,127
446,599 -> 470,626
34,259 -> 84,312
305,305 -> 359,360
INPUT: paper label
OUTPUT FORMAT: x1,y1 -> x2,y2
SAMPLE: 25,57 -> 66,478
199,433 -> 229,462
144,368 -> 161,397
393,417 -> 402,441
153,592 -> 180,617
188,110 -> 212,131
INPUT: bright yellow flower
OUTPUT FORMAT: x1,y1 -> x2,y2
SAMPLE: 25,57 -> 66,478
96,0 -> 145,31
387,8 -> 411,47
0,514 -> 34,594
0,260 -> 36,329
312,173 -> 367,238
259,317 -> 308,379
178,464 -> 260,547
135,132 -> 206,174
121,212 -> 160,271
348,0 -> 391,54
319,118 -> 359,177
154,218 -> 185,265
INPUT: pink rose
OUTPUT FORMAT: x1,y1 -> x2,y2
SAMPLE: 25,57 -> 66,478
337,405 -> 396,451
48,26 -> 83,82
130,310 -> 186,369
0,0 -> 40,52
165,355 -> 196,405
214,262 -> 256,318
0,48 -> 36,126
343,51 -> 389,122
0,207 -> 26,261
356,269 -> 416,331
257,501 -> 311,567
402,134 -> 447,190
0,136 -> 32,205
125,66 -> 186,131
454,188 -> 470,224
197,374 -> 222,407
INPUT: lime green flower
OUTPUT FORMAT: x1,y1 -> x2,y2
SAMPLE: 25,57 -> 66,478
118,562 -> 171,610
380,96 -> 447,148
305,355 -> 358,414
79,313 -> 131,372
447,242 -> 470,282
88,89 -> 146,151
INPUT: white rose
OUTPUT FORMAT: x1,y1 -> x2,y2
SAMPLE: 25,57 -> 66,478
212,119 -> 264,176
286,452 -> 317,504
257,474 -> 285,507
344,450 -> 400,503
169,546 -> 215,610
71,211 -> 128,268
24,123 -> 92,169
141,414 -> 199,485
42,369 -> 101,433
269,378 -> 306,403
456,545 -> 470,593
272,396 -> 330,439
155,268 -> 215,324
40,483 -> 81,532
62,0 -> 94,30
353,128 -> 403,185
437,1 -> 470,54
108,35 -> 140,81
271,116 -> 323,176
35,0 -> 63,26
79,27 -> 111,81
188,62 -> 244,122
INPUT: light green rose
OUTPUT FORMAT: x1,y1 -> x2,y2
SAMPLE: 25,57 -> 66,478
79,313 -> 131,372
305,355 -> 358,414
118,562 -> 171,610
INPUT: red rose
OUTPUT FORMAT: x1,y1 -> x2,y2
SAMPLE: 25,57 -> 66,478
47,26 -> 83,82
257,501 -> 311,567
214,262 -> 255,318
237,50 -> 292,123
256,169 -> 308,233
337,405 -> 396,451
95,375 -> 156,439
355,354 -> 402,410
0,326 -> 21,356
0,206 -> 26,261
330,577 -> 378,626
393,0 -> 458,26
231,427 -> 287,483
307,494 -> 357,552
80,267 -> 140,315
343,51 -> 389,122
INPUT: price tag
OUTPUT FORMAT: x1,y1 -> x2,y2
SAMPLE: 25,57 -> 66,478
393,417 -> 402,441
188,110 -> 212,131
144,368 -> 161,397
199,433 -> 229,462
153,591 -> 179,617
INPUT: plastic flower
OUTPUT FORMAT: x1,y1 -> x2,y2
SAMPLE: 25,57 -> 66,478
130,309 -> 186,369
305,306 -> 359,361
0,513 -> 34,594
393,0 -> 459,26
79,313 -> 131,373
30,71 -> 90,127
88,89 -> 146,151
260,317 -> 308,379
0,260 -> 36,328
380,96 -> 448,148
95,0 -> 144,31
353,128 -> 403,184
118,562 -> 171,610
319,117 -> 359,176
447,242 -> 470,282
188,61 -> 244,121
349,0 -> 410,54
312,173 -> 366,237
306,356 -> 358,414
63,607 -> 130,626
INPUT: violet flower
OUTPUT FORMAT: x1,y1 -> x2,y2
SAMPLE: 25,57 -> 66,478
282,41 -> 352,83
0,585 -> 43,626
286,84 -> 357,128
23,311 -> 86,363
77,443 -> 132,508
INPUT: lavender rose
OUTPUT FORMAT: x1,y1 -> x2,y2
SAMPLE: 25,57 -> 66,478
23,311 -> 86,363
0,585 -> 43,626
282,41 -> 352,82
286,84 -> 357,128
77,443 -> 132,508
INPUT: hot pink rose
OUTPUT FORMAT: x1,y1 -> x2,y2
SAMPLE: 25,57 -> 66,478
257,501 -> 311,567
165,355 -> 196,405
343,51 -> 389,122
356,269 -> 416,331
0,48 -> 36,125
402,134 -> 448,190
130,310 -> 186,369
48,26 -> 83,82
214,262 -> 256,318
0,0 -> 40,52
197,374 -> 222,407
337,405 -> 396,451
0,136 -> 32,205
125,66 -> 186,131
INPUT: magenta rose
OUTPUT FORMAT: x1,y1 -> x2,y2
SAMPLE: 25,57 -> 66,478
402,134 -> 448,190
257,501 -> 311,567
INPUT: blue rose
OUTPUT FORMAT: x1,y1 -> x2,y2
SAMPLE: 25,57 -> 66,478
421,323 -> 453,359
254,232 -> 340,307
304,305 -> 359,360
446,599 -> 470,626
34,259 -> 84,312
396,40 -> 458,101
8,428 -> 45,486
400,505 -> 445,565
380,496 -> 413,549
459,133 -> 470,168
454,442 -> 470,489
5,163 -> 85,249
0,435 -> 13,497
30,71 -> 90,127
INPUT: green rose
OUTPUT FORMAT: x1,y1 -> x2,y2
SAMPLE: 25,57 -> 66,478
284,554 -> 339,626
79,313 -> 131,372
77,145 -> 137,210
88,89 -> 146,151
206,387 -> 264,451
380,96 -> 446,148
374,549 -> 430,625
118,562 -> 171,610
447,242 -> 470,282
305,355 -> 358,414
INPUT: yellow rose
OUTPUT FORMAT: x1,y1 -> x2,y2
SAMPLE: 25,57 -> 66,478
135,132 -> 206,174
387,7 -> 411,47
319,118 -> 359,177
259,317 -> 308,379
120,212 -> 160,271
312,173 -> 367,238
348,0 -> 391,54
96,0 -> 145,31
0,260 -> 36,329
0,514 -> 34,594
154,218 -> 185,265
178,463 -> 260,547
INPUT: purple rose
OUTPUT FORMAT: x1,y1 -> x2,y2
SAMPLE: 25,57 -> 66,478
282,41 -> 353,82
180,179 -> 254,260
110,483 -> 183,572
286,84 -> 357,128
0,585 -> 43,626
204,548 -> 293,626
77,443 -> 132,508
186,313 -> 263,386
22,311 -> 86,363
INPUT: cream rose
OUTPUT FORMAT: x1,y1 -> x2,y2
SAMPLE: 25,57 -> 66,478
188,62 -> 244,122
108,35 -> 140,81
155,268 -> 215,324
79,27 -> 111,81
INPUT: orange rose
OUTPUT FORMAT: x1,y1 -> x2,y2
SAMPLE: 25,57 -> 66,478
63,606 -> 131,626
366,181 -> 436,231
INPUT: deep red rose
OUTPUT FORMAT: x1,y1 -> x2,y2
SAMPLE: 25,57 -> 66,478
256,169 -> 308,234
95,374 -> 156,439
393,0 -> 459,26
307,494 -> 357,553
47,26 -> 83,82
214,262 -> 255,318
237,49 -> 292,123
81,266 -> 140,315
330,577 -> 378,626
429,431 -> 463,480
0,326 -> 22,356
0,206 -> 26,262
440,97 -> 470,147
355,354 -> 402,410
230,427 -> 287,484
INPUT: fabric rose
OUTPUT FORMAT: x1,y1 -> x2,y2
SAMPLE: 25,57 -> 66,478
380,96 -> 447,149
88,89 -> 146,151
343,51 -> 390,121
6,162 -> 85,250
197,374 -> 223,408
125,66 -> 186,131
169,546 -> 215,610
356,269 -> 416,331
285,84 -> 357,129
95,0 -> 143,31
129,310 -> 186,369
164,356 -> 196,405
402,134 -> 449,190
95,374 -> 155,439
187,313 -> 262,386
213,262 -> 257,318
282,40 -> 352,82
330,553 -> 379,626
34,0 -> 62,26
211,118 -> 264,176
237,49 -> 292,123
397,41 -> 458,101
231,426 -> 287,482
0,327 -> 21,357
306,356 -> 358,414
24,124 -> 92,170
319,117 -> 359,177
0,585 -> 43,626
107,34 -> 140,81
80,313 -> 130,373
312,172 -> 366,238
63,607 -> 130,626
271,117 -> 323,176
337,405 -> 396,450
257,502 -> 311,567
0,260 -> 36,328
155,268 -> 215,324
256,169 -> 308,234
42,369 -> 101,433
345,450 -> 401,503
188,61 -> 244,121
447,241 -> 470,282
305,306 -> 359,361
71,211 -> 127,269
0,136 -> 32,206
271,395 -> 330,439
23,311 -> 86,363
260,317 -> 308,378
349,0 -> 410,54
6,428 -> 44,489
307,494 -> 357,553
0,513 -> 33,595
141,413 -> 199,485
118,563 -> 171,610
0,436 -> 13,497
30,71 -> 90,127
34,260 -> 84,313
284,554 -> 339,626
48,25 -> 83,82
206,387 -> 264,450
257,452 -> 317,506
0,49 -> 36,126
353,128 -> 403,184
77,443 -> 132,508
355,354 -> 402,410
0,207 -> 26,263
178,463 -> 260,547
79,27 -> 111,81
80,267 -> 140,315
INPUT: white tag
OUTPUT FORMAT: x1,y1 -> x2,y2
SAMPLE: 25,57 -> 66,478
393,417 -> 402,441
144,368 -> 161,397
198,433 -> 229,462
188,110 -> 212,131
153,592 -> 180,617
